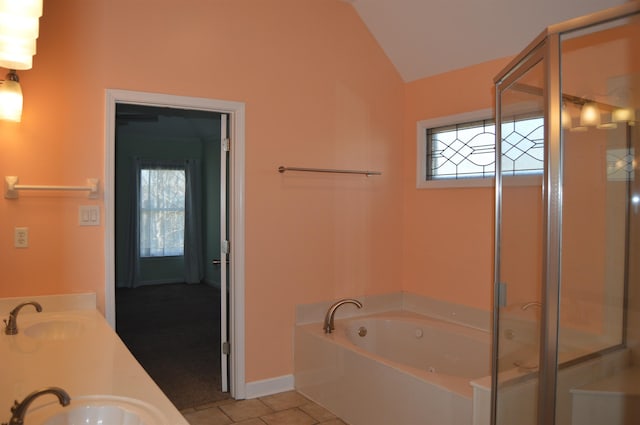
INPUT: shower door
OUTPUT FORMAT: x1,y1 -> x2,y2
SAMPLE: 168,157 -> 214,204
493,47 -> 552,425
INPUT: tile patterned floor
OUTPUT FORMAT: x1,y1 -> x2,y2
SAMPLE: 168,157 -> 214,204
180,391 -> 348,425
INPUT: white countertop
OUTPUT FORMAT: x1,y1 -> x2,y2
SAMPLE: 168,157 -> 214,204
0,295 -> 189,425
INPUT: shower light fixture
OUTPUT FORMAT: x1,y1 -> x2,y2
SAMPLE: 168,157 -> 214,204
0,69 -> 22,122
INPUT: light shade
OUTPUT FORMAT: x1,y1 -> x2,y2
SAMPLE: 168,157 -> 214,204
0,0 -> 42,70
580,102 -> 601,127
0,35 -> 37,54
562,104 -> 572,129
612,107 -> 636,123
0,0 -> 42,18
0,51 -> 32,70
0,70 -> 22,122
0,14 -> 39,39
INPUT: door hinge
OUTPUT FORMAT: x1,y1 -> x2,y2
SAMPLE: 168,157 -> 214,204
222,240 -> 230,255
222,341 -> 230,355
223,138 -> 230,152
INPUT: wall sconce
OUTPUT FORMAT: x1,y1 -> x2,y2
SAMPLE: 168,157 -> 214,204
0,0 -> 42,122
0,69 -> 22,122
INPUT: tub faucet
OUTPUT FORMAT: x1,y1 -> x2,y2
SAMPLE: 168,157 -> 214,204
323,298 -> 363,334
3,387 -> 70,425
3,301 -> 42,335
521,301 -> 542,311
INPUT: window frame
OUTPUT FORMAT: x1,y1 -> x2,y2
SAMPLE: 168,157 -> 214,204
416,108 -> 542,189
138,164 -> 187,258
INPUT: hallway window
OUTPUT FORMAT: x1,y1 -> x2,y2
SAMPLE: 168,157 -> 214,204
139,167 -> 186,257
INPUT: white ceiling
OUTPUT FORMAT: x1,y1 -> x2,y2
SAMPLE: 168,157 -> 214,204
343,0 -> 629,82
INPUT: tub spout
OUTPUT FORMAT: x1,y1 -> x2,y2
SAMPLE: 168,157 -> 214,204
3,301 -> 42,335
3,387 -> 70,425
323,298 -> 363,334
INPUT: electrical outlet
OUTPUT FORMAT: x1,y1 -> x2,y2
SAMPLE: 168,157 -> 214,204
14,227 -> 28,248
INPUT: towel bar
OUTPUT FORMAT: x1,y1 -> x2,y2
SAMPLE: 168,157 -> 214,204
278,166 -> 381,176
5,176 -> 100,199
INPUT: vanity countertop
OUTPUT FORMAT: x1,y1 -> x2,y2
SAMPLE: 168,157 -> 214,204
0,294 -> 189,425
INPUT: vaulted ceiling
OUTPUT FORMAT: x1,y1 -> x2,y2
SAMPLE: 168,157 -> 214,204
343,0 -> 629,82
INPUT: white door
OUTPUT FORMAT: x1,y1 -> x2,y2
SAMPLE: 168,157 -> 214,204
219,114 -> 229,392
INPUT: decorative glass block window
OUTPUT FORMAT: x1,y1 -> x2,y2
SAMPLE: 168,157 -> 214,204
500,116 -> 545,177
139,167 -> 186,257
425,115 -> 544,180
607,148 -> 635,181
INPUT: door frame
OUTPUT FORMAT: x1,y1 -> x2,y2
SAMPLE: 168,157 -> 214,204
104,89 -> 246,399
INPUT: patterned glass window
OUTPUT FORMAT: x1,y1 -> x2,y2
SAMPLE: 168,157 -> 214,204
426,116 -> 544,180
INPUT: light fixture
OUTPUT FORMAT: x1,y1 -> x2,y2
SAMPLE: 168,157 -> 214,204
580,102 -> 601,127
0,39 -> 36,70
0,0 -> 42,70
0,69 -> 22,122
612,107 -> 636,123
561,103 -> 572,129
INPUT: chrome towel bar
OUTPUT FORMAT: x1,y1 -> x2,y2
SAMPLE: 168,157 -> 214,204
278,166 -> 381,176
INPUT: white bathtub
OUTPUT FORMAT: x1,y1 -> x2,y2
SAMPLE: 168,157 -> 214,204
294,311 -> 491,425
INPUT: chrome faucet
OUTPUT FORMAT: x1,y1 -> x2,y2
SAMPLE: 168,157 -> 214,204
323,298 -> 363,334
3,301 -> 42,335
521,301 -> 542,311
2,387 -> 70,425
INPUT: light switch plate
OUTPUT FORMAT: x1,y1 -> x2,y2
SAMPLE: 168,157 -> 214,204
79,205 -> 100,226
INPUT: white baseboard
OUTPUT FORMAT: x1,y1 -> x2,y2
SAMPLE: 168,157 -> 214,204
245,374 -> 294,399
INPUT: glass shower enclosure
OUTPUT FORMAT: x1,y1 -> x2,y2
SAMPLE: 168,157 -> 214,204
492,3 -> 640,425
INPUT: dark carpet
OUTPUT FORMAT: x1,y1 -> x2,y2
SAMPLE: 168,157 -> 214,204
115,283 -> 230,410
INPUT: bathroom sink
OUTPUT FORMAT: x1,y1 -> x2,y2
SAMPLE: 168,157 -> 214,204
23,316 -> 87,341
28,395 -> 166,425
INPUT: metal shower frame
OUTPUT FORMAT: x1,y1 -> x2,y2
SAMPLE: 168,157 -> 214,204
491,2 -> 640,424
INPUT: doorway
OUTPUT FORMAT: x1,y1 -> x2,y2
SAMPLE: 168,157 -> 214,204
114,103 -> 226,409
104,89 -> 247,401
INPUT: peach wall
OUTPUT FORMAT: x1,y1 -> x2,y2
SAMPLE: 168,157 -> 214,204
402,57 -> 512,310
5,0 -> 634,391
0,0 -> 404,383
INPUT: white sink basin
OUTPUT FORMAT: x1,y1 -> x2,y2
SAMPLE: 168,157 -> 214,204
20,313 -> 91,341
44,405 -> 147,425
24,320 -> 85,341
28,395 -> 167,425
